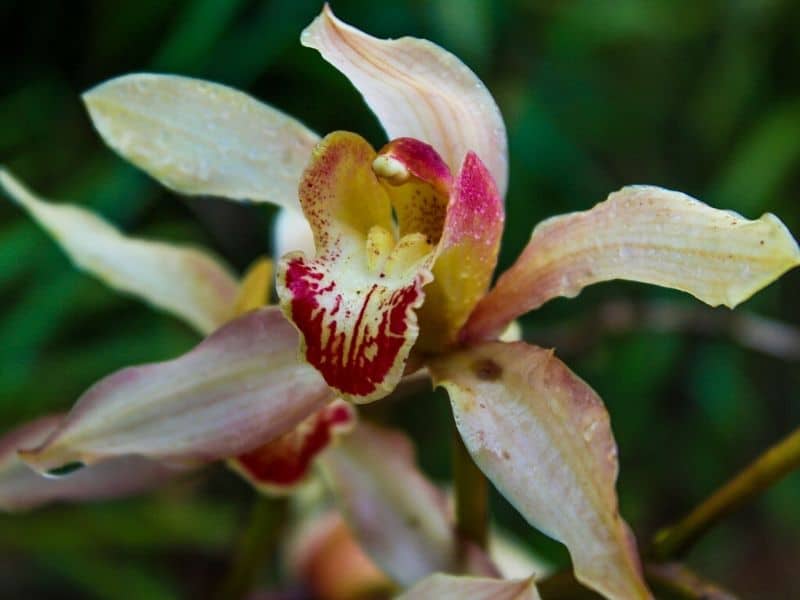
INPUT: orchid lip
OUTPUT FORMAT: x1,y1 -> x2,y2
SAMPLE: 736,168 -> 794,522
277,133 -> 451,402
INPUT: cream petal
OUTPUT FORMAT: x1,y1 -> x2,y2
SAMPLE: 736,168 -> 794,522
398,573 -> 540,600
466,186 -> 800,341
1,169 -> 238,334
317,422 -> 457,586
430,342 -> 652,600
83,73 -> 319,208
20,308 -> 333,472
0,415 -> 179,512
301,5 -> 508,197
274,208 -> 316,257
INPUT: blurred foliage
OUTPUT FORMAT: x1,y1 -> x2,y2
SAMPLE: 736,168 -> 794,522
1,0 -> 800,598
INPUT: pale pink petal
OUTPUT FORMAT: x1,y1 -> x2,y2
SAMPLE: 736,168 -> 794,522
301,5 -> 509,197
277,132 -> 435,402
0,415 -> 179,512
228,400 -> 356,495
20,308 -> 333,473
430,342 -> 652,600
465,186 -> 800,341
398,574 -> 540,600
0,169 -> 238,334
84,73 -> 319,209
317,422 -> 457,586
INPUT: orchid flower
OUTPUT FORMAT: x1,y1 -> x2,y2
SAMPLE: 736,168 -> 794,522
287,423 -> 549,600
0,172 -> 355,498
291,507 -> 542,600
2,5 -> 799,600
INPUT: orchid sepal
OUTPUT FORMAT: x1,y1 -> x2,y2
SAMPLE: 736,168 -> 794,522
20,308 -> 333,473
83,73 -> 319,210
302,4 -> 508,198
466,185 -> 800,342
430,341 -> 652,600
0,169 -> 239,335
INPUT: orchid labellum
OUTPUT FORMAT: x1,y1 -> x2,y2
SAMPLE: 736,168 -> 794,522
2,5 -> 799,600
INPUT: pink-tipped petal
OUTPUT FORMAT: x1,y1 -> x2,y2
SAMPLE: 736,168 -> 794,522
418,152 -> 504,350
83,74 -> 319,209
0,170 -> 239,335
20,308 -> 333,473
229,400 -> 356,495
398,574 -> 540,600
466,186 -> 800,341
430,342 -> 652,600
278,132 -> 435,402
317,422 -> 457,586
302,5 -> 508,198
0,416 -> 179,512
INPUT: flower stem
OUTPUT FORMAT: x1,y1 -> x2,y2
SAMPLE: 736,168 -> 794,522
452,425 -> 489,550
650,425 -> 800,560
644,563 -> 736,599
215,495 -> 288,600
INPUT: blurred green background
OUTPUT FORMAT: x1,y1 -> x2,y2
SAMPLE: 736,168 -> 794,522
1,0 -> 799,598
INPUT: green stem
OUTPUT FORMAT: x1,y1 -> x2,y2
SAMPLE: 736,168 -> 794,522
215,496 -> 288,600
644,563 -> 736,600
651,425 -> 800,561
452,425 -> 489,550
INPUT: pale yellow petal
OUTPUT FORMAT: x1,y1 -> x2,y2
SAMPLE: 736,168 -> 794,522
466,185 -> 800,341
231,256 -> 273,317
84,73 -> 319,208
1,169 -> 238,334
430,342 -> 652,600
302,5 -> 508,197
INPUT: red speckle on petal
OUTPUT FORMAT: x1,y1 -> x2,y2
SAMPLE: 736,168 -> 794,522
233,401 -> 355,490
284,257 -> 423,398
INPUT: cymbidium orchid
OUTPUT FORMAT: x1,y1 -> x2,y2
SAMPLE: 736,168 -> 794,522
2,5 -> 799,600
